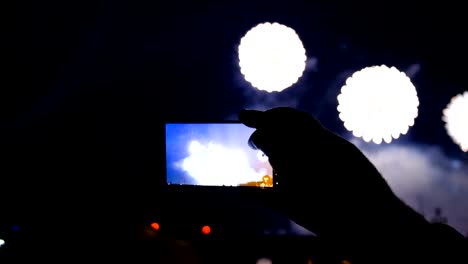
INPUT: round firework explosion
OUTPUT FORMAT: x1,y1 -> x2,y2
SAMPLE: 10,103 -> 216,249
337,65 -> 419,144
238,22 -> 307,92
442,91 -> 468,152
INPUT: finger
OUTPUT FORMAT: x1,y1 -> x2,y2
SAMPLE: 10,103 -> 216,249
239,107 -> 301,129
240,107 -> 323,131
248,128 -> 272,151
245,112 -> 323,151
248,127 -> 298,170
263,107 -> 322,129
239,109 -> 265,129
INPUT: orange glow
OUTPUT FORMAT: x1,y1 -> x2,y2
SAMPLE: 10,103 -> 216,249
150,222 -> 160,231
201,225 -> 211,235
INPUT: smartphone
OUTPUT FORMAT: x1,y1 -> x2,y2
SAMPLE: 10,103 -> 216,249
165,122 -> 274,188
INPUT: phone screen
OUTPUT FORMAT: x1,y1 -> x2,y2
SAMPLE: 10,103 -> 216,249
165,123 -> 273,187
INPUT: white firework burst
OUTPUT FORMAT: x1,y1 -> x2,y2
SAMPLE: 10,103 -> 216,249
337,65 -> 419,144
238,22 -> 307,92
443,91 -> 468,152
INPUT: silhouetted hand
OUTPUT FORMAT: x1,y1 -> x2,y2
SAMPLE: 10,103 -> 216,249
239,107 -> 467,263
240,107 -> 400,235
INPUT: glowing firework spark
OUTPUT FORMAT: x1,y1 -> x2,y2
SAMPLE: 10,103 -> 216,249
238,22 -> 307,92
337,65 -> 419,144
443,91 -> 468,152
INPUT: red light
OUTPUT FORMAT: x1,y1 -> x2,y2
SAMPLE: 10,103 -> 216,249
150,222 -> 160,231
201,225 -> 211,235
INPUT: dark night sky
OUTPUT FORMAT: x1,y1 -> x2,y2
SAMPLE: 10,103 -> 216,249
8,1 -> 468,144
3,0 -> 468,246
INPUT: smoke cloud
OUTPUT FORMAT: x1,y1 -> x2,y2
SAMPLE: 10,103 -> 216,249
351,139 -> 468,235
405,63 -> 421,78
241,86 -> 302,112
177,140 -> 271,186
